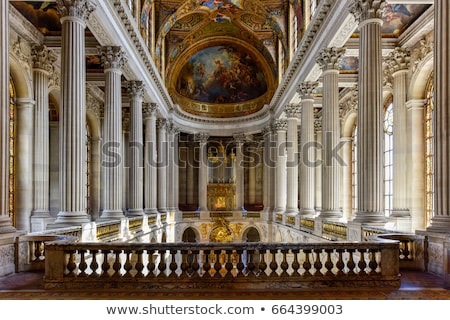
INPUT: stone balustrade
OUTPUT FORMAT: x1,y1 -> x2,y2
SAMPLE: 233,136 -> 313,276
44,241 -> 400,291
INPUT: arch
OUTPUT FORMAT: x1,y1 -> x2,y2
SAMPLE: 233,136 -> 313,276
9,55 -> 32,100
181,226 -> 200,242
341,110 -> 357,138
408,52 -> 433,100
242,226 -> 261,242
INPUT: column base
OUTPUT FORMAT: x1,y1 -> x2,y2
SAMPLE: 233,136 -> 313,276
388,215 -> 412,232
299,208 -> 316,217
31,215 -> 56,232
127,208 -> 145,216
0,217 -> 16,234
352,211 -> 387,224
144,208 -> 159,215
318,209 -> 342,220
48,211 -> 91,228
285,207 -> 299,214
98,210 -> 125,221
391,208 -> 410,218
427,216 -> 450,233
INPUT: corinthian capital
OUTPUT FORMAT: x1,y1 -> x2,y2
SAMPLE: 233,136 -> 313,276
316,47 -> 346,71
350,0 -> 386,22
127,80 -> 145,99
385,47 -> 411,75
297,81 -> 319,100
56,0 -> 96,21
31,45 -> 57,73
284,104 -> 301,119
143,103 -> 158,119
273,120 -> 288,132
98,46 -> 127,70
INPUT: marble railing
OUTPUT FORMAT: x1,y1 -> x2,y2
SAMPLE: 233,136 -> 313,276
44,241 -> 400,291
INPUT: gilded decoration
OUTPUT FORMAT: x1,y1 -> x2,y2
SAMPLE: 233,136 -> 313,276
200,218 -> 243,242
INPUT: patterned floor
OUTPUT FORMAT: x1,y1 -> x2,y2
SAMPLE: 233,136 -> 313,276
0,270 -> 449,300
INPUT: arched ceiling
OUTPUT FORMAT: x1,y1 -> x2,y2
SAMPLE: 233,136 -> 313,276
154,0 -> 286,118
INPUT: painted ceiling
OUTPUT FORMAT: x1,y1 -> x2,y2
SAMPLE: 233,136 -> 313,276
11,1 -> 432,119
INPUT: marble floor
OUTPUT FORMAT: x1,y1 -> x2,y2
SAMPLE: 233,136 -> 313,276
0,270 -> 449,300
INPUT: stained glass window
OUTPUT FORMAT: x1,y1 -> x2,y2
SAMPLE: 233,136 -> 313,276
425,77 -> 434,227
384,101 -> 394,217
9,78 -> 16,225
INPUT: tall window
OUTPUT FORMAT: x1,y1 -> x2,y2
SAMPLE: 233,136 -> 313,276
384,101 -> 394,217
9,78 -> 16,225
425,77 -> 434,227
352,124 -> 357,213
85,123 -> 92,215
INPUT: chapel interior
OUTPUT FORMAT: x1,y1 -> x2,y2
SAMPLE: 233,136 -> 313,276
1,0 -> 450,299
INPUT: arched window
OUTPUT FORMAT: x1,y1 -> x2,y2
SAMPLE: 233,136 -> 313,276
352,124 -> 357,214
425,76 -> 434,227
384,100 -> 394,217
9,78 -> 16,226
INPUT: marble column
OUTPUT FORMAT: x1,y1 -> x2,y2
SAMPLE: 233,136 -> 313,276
234,134 -> 246,211
407,100 -> 426,231
127,81 -> 145,216
262,126 -> 276,215
186,141 -> 195,206
197,133 -> 209,212
15,99 -> 34,231
0,0 -> 15,234
167,122 -> 180,213
248,142 -> 257,206
350,0 -> 387,223
386,48 -> 411,219
274,120 -> 288,213
428,0 -> 450,232
157,119 -> 168,213
53,0 -> 95,226
316,47 -> 345,220
298,81 -> 318,216
284,105 -> 300,214
98,46 -> 126,220
143,103 -> 158,214
341,137 -> 353,221
314,120 -> 322,211
31,46 -> 57,230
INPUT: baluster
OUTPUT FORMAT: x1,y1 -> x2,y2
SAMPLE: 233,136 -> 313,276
324,249 -> 334,276
191,250 -> 200,278
303,249 -> 312,277
357,248 -> 367,275
89,249 -> 99,277
203,250 -> 211,278
66,250 -> 77,277
247,250 -> 256,277
32,241 -> 41,262
291,249 -> 300,277
336,249 -> 345,276
280,249 -> 289,277
112,250 -> 122,278
169,249 -> 178,278
269,250 -> 278,277
224,250 -> 234,278
235,249 -> 245,277
180,250 -> 189,278
157,250 -> 167,278
135,250 -> 144,278
100,249 -> 111,277
313,249 -> 323,276
146,249 -> 156,278
78,250 -> 88,277
213,250 -> 222,278
123,250 -> 132,278
346,249 -> 356,275
368,249 -> 378,275
258,249 -> 268,278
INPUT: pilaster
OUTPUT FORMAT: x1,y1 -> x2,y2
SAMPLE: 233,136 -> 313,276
143,103 -> 158,214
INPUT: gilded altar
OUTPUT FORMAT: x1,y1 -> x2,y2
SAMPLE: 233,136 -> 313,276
207,183 -> 235,211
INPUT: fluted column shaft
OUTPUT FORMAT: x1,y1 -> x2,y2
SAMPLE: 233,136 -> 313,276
54,0 -> 95,225
274,120 -> 287,213
386,48 -> 411,217
314,122 -> 323,211
197,134 -> 208,211
31,46 -> 56,218
341,137 -> 353,221
263,126 -> 276,215
127,81 -> 145,216
167,123 -> 179,212
285,105 -> 300,214
407,100 -> 426,230
248,143 -> 257,205
298,82 -> 318,216
99,46 -> 126,219
234,134 -> 245,211
186,142 -> 195,205
351,0 -> 386,223
157,119 -> 168,213
143,103 -> 158,214
0,0 -> 15,233
15,99 -> 34,231
428,0 -> 450,232
317,47 -> 345,219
